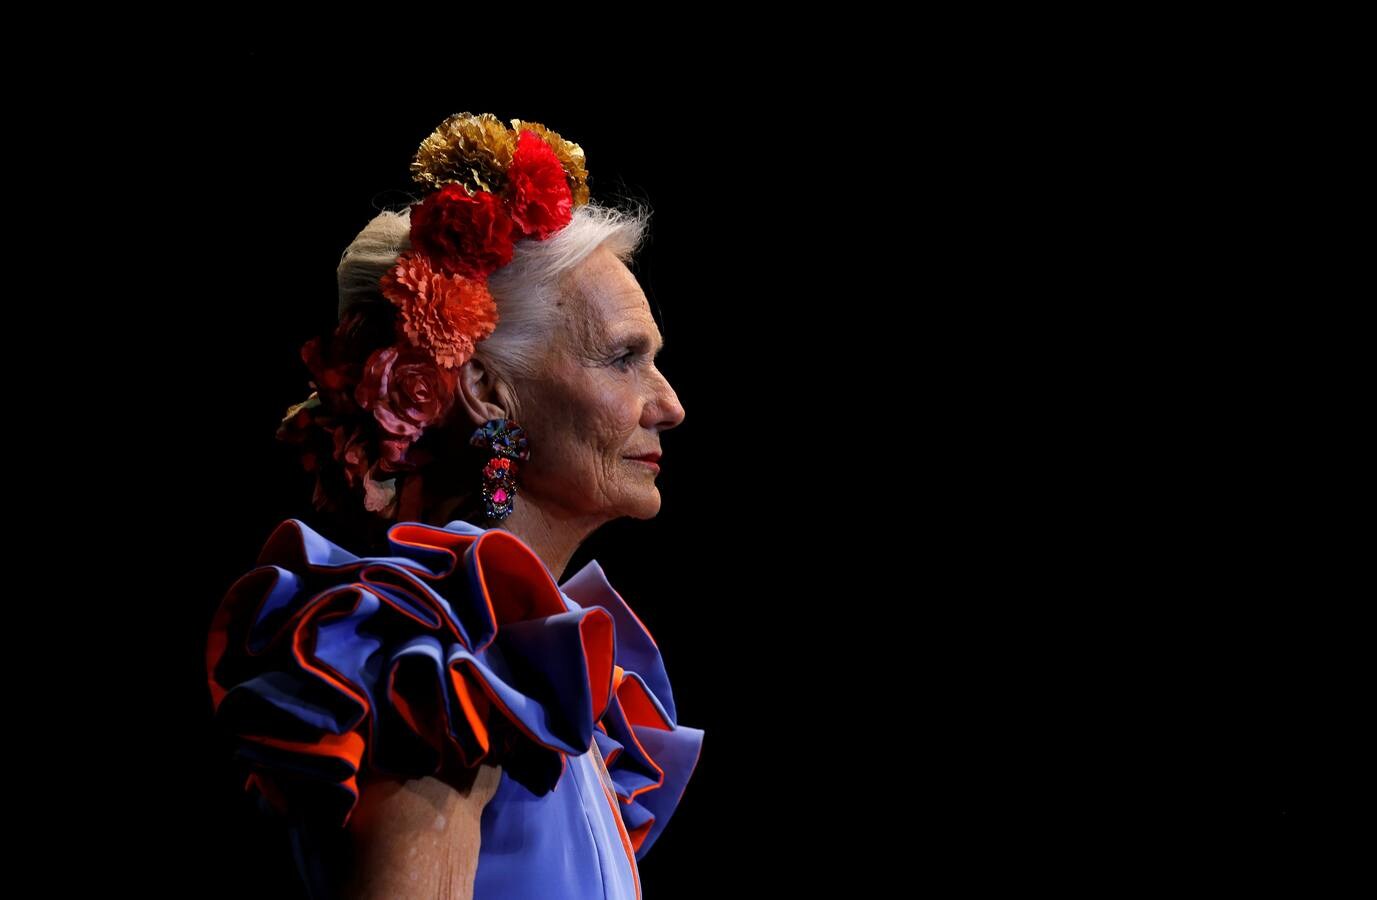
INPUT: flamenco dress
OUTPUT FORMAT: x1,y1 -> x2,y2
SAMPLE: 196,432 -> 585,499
206,517 -> 705,899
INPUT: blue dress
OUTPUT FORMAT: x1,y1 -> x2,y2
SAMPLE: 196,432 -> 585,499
206,517 -> 705,898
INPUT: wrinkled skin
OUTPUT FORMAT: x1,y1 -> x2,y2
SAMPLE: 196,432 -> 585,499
449,242 -> 687,581
343,766 -> 502,899
345,244 -> 686,897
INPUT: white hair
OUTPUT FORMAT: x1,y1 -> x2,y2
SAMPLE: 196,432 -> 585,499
336,199 -> 652,381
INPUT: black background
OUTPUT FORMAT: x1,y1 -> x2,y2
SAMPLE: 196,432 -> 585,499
91,49 -> 896,896
30,40 -> 1355,895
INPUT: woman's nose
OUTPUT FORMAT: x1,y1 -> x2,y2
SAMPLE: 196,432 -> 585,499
646,376 -> 685,430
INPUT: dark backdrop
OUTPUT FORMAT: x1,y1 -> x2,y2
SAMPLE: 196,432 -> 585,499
40,41 -> 1347,896
103,49 -> 892,897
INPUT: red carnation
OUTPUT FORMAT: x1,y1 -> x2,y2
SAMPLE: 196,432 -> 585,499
506,130 -> 574,240
409,185 -> 515,280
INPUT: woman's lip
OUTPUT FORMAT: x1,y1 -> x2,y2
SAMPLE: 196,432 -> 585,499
627,457 -> 661,470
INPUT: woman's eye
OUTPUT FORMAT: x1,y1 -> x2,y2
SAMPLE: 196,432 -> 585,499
613,352 -> 636,370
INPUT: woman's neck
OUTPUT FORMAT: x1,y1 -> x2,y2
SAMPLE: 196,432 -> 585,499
424,487 -> 606,584
489,498 -> 606,584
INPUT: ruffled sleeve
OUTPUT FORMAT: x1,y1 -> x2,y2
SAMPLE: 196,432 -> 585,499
205,517 -> 620,830
560,558 -> 706,862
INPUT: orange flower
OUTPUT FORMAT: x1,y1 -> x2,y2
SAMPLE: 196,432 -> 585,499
379,249 -> 500,370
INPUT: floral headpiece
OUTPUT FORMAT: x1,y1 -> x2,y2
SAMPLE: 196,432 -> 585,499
276,113 -> 590,519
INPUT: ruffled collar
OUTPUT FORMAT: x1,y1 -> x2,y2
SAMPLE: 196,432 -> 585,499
438,519 -> 682,723
208,516 -> 704,860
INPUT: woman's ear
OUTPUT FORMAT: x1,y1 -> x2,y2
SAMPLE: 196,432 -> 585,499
453,356 -> 509,428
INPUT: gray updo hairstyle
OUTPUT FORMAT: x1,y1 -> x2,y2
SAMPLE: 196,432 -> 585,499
336,199 -> 651,384
317,198 -> 652,540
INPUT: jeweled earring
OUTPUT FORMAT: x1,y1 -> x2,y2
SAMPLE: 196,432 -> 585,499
469,418 -> 531,521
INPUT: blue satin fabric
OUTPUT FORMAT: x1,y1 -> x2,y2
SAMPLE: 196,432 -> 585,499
207,517 -> 704,898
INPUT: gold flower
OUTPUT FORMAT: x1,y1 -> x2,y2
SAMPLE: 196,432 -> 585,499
411,112 -> 516,194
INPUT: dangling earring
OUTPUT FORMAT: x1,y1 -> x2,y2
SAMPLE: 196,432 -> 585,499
469,418 -> 531,521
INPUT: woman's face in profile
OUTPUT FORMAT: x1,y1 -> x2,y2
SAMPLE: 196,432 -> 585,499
512,244 -> 685,523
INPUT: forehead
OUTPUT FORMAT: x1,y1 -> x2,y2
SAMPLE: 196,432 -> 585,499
560,245 -> 662,344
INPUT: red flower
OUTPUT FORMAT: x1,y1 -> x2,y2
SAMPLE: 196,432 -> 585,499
409,185 -> 515,280
300,308 -> 395,409
379,250 -> 499,371
506,130 -> 574,240
300,334 -> 353,392
355,344 -> 459,464
483,457 -> 514,480
329,422 -> 374,490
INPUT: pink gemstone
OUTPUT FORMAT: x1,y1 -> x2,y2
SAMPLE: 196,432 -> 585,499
493,488 -> 507,503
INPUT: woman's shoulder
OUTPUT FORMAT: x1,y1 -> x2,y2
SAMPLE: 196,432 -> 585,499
206,516 -> 703,859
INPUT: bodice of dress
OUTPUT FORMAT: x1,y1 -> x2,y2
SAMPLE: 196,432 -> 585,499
206,517 -> 705,899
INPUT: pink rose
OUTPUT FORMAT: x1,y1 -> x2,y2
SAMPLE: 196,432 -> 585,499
355,344 -> 459,457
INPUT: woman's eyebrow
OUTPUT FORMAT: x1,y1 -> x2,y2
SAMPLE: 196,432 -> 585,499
618,333 -> 667,354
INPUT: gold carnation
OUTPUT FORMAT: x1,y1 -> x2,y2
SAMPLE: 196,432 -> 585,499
511,119 -> 590,207
411,112 -> 516,194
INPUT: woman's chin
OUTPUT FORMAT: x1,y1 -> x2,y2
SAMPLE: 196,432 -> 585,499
621,488 -> 662,520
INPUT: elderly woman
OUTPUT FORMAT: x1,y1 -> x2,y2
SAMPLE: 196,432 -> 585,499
206,113 -> 704,899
